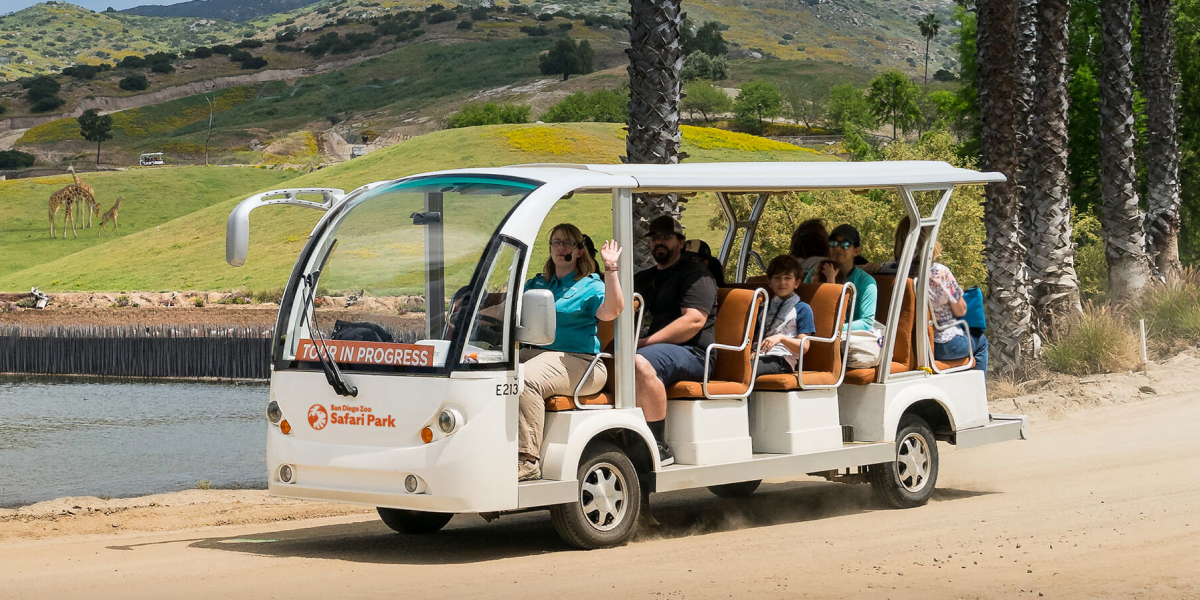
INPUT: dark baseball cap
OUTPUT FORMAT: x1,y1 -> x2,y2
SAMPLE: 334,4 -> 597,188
830,224 -> 862,247
647,215 -> 684,238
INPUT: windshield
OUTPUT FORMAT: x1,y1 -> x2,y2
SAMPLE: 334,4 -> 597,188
281,175 -> 539,373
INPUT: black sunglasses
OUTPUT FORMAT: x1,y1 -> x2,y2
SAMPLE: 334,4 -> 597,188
829,240 -> 853,249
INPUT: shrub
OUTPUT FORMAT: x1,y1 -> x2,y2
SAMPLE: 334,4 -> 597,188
510,4 -> 529,14
63,64 -> 100,79
193,46 -> 213,58
1135,267 -> 1200,346
537,12 -> 555,21
119,74 -> 148,91
541,89 -> 627,123
427,10 -> 455,24
469,6 -> 488,20
457,19 -> 473,29
145,51 -> 177,64
31,96 -> 66,112
191,297 -> 205,307
1044,304 -> 1139,375
0,103 -> 5,116
250,287 -> 285,304
229,49 -> 252,62
151,62 -> 175,74
558,22 -> 573,30
449,102 -> 531,127
520,24 -> 550,36
111,295 -> 131,308
211,44 -> 235,54
275,27 -> 299,42
0,149 -> 35,168
241,56 -> 268,69
118,55 -> 147,69
680,52 -> 729,81
234,38 -> 263,49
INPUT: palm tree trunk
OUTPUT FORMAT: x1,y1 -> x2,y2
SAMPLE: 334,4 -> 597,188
1099,0 -> 1152,301
1015,0 -> 1038,258
977,0 -> 1031,376
1138,0 -> 1183,278
1026,0 -> 1082,338
626,0 -> 687,267
924,38 -> 931,85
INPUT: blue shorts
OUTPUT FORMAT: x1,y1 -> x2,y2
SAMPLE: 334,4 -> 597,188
637,343 -> 709,387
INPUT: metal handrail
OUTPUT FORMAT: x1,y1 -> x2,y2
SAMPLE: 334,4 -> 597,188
790,282 -> 857,390
927,300 -> 975,374
702,288 -> 768,399
571,293 -> 644,410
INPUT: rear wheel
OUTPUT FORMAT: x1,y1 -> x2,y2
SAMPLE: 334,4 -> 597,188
707,479 -> 762,498
868,415 -> 939,508
376,508 -> 453,534
549,442 -> 642,549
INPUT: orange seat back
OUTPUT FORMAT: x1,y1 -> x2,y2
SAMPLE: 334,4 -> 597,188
796,282 -> 851,376
873,275 -> 917,371
713,288 -> 765,388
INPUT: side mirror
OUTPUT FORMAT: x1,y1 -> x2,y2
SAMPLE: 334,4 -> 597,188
516,289 -> 556,346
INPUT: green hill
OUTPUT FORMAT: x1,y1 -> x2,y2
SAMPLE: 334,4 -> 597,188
0,165 -> 299,282
0,123 -> 834,292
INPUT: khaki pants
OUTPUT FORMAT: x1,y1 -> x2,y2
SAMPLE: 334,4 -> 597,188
518,348 -> 607,456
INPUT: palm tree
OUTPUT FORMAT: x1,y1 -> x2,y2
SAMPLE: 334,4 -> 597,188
626,0 -> 687,266
918,13 -> 941,85
1138,0 -> 1183,278
977,0 -> 1031,375
1015,0 -> 1037,257
1098,0 -> 1153,301
1026,0 -> 1083,337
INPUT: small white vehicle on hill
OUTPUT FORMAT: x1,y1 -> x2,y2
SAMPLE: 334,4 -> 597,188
227,161 -> 1028,549
138,152 -> 165,166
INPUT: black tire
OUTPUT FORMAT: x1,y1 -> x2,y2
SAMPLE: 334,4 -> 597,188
549,442 -> 643,549
707,479 -> 762,498
376,507 -> 453,534
868,415 -> 939,508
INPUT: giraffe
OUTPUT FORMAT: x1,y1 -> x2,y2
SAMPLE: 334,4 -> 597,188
48,185 -> 83,239
68,165 -> 99,227
98,196 -> 125,236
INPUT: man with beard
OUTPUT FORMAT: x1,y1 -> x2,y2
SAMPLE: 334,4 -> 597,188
633,216 -> 719,466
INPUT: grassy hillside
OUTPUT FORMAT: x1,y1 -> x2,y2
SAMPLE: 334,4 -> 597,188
0,2 -> 246,80
0,166 -> 299,281
0,123 -> 835,292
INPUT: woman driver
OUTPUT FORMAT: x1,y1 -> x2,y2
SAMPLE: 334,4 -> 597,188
518,224 -> 625,481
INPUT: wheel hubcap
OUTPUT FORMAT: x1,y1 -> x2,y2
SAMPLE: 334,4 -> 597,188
580,461 -> 627,532
895,432 -> 931,493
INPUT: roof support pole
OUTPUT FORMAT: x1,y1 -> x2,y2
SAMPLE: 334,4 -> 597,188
735,193 -> 770,282
424,192 -> 445,337
612,188 -> 636,410
877,186 -> 924,383
716,192 -> 738,267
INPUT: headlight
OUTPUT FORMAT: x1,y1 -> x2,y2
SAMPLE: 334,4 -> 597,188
266,401 -> 283,424
437,408 -> 463,435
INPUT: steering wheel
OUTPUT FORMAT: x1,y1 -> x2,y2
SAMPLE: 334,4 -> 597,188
472,314 -> 506,348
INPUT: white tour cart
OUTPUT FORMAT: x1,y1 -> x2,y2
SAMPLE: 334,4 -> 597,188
226,162 -> 1028,549
139,152 -> 165,166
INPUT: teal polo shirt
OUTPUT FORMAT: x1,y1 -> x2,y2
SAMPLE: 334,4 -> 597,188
524,272 -> 606,354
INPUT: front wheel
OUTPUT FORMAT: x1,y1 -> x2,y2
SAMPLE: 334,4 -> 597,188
549,442 -> 643,549
868,415 -> 939,508
376,508 -> 453,534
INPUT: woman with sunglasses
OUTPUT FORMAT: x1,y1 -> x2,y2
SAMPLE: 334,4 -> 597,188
517,223 -> 625,481
805,223 -> 877,332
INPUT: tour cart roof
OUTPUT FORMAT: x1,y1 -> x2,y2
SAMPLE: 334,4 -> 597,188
419,161 -> 1005,193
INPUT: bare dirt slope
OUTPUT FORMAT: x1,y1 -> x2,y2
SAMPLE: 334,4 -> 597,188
1,365 -> 1199,598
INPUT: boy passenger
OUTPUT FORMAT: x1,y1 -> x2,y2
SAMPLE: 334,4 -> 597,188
756,255 -> 816,376
634,216 -> 719,467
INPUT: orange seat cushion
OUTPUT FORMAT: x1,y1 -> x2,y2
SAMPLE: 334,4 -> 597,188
935,357 -> 974,371
754,371 -> 839,390
843,361 -> 909,385
665,380 -> 752,399
545,392 -> 614,412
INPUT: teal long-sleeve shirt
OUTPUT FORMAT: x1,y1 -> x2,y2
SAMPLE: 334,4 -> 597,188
805,265 -> 878,331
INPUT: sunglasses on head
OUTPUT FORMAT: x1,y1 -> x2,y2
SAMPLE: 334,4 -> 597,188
829,240 -> 853,249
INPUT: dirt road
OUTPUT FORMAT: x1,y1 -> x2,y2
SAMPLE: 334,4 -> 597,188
2,389 -> 1199,599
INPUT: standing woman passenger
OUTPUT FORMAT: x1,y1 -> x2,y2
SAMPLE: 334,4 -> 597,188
517,224 -> 624,481
807,224 -> 877,332
789,218 -> 830,279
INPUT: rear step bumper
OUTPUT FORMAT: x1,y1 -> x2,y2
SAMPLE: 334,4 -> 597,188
955,413 -> 1029,449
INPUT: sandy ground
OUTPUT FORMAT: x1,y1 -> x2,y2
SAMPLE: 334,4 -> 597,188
1,358 -> 1198,598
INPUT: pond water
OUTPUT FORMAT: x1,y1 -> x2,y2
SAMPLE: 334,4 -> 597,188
0,377 -> 269,508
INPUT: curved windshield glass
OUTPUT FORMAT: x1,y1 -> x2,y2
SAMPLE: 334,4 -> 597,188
282,176 -> 538,372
